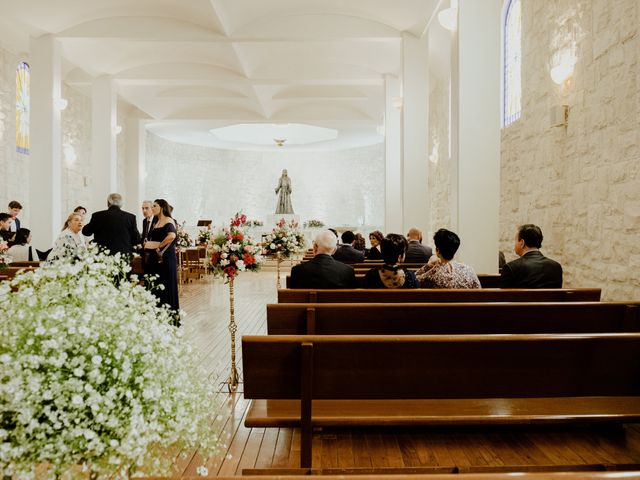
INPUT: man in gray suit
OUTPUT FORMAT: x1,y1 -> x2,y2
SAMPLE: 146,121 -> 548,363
405,228 -> 433,263
500,224 -> 563,288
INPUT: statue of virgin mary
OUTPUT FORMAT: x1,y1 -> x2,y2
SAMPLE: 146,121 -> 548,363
275,169 -> 294,214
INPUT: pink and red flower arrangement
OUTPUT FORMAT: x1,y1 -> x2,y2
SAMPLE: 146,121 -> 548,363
209,213 -> 262,280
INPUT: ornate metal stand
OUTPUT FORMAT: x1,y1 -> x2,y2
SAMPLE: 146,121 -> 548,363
225,277 -> 240,392
276,252 -> 282,289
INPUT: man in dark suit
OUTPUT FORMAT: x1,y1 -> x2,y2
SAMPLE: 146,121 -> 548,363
500,224 -> 562,288
332,230 -> 365,264
82,193 -> 140,256
291,230 -> 356,289
405,227 -> 433,263
140,200 -> 155,243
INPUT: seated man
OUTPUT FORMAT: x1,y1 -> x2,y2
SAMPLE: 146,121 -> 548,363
290,230 -> 356,289
500,224 -> 563,288
332,230 -> 365,264
404,227 -> 433,263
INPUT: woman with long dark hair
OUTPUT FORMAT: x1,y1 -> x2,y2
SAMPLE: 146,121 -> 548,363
7,228 -> 36,262
362,233 -> 418,288
144,198 -> 180,324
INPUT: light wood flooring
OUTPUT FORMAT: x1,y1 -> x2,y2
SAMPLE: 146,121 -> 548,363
173,272 -> 640,477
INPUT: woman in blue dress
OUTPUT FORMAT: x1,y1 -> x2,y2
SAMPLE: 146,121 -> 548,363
145,198 -> 180,325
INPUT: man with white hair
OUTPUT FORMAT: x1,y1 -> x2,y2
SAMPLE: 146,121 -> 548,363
140,200 -> 155,243
82,193 -> 140,256
290,230 -> 356,289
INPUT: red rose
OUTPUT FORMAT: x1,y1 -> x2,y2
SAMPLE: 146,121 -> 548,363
243,253 -> 254,265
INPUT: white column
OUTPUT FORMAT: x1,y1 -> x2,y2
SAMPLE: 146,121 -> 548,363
384,74 -> 402,233
451,0 -> 501,273
124,118 -> 146,222
401,32 -> 430,236
29,34 -> 62,250
90,76 -> 117,213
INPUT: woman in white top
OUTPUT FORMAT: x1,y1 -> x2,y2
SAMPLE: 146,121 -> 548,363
50,212 -> 86,259
7,228 -> 36,262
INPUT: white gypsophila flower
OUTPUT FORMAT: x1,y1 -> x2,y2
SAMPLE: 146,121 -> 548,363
0,247 -> 220,479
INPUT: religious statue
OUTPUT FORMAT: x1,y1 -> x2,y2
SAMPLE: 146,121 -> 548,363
275,169 -> 294,214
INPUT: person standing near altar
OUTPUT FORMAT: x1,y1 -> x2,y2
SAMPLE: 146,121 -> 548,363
82,193 -> 140,256
140,200 -> 156,243
275,169 -> 294,214
144,199 -> 180,325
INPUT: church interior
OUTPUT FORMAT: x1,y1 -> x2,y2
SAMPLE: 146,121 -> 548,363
1,0 -> 640,478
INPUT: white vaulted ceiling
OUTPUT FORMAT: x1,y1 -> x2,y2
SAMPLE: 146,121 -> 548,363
0,0 -> 441,149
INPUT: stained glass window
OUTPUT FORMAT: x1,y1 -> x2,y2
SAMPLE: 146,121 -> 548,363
503,0 -> 521,127
16,62 -> 30,154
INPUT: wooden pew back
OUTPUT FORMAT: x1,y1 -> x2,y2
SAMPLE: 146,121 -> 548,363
266,302 -> 640,335
278,288 -> 602,303
243,333 -> 640,400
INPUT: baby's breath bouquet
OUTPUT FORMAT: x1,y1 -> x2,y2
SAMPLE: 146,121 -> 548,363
0,247 -> 219,479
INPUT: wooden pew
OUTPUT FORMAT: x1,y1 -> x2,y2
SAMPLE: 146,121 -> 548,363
1,266 -> 38,279
278,288 -> 602,303
243,333 -> 640,469
9,260 -> 40,267
285,273 -> 501,288
266,302 -> 640,335
148,473 -> 640,479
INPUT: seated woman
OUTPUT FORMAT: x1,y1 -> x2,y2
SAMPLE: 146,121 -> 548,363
367,230 -> 384,260
7,228 -> 36,262
416,228 -> 481,289
50,212 -> 87,259
353,233 -> 366,253
362,233 -> 418,288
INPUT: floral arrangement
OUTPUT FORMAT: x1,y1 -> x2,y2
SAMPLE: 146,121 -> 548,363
263,218 -> 305,259
0,240 -> 10,268
245,220 -> 263,228
197,226 -> 212,245
303,219 -> 325,228
209,213 -> 263,280
0,246 -> 220,478
176,222 -> 193,249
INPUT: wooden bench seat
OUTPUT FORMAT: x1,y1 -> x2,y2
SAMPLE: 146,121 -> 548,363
242,333 -> 640,468
247,396 -> 640,427
278,287 -> 602,303
266,302 -> 640,335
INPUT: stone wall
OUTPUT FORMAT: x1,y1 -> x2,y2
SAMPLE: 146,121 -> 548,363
500,0 -> 640,299
427,76 -> 452,242
144,132 -> 385,232
61,83 -> 92,218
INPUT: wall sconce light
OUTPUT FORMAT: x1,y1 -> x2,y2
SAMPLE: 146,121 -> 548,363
550,63 -> 574,85
54,98 -> 68,111
112,125 -> 123,135
438,0 -> 458,31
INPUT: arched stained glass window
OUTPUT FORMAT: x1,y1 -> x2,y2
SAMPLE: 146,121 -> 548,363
16,62 -> 30,154
503,0 -> 521,127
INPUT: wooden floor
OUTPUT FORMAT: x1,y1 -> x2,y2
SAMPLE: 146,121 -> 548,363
173,272 -> 640,477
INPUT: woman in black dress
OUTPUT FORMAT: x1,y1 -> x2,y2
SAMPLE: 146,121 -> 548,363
145,198 -> 180,324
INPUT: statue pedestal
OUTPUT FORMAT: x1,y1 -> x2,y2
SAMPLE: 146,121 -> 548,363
267,214 -> 300,227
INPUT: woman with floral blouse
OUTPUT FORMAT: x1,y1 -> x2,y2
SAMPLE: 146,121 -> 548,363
416,228 -> 480,289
